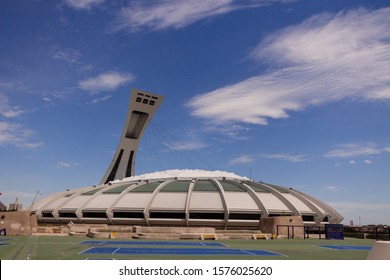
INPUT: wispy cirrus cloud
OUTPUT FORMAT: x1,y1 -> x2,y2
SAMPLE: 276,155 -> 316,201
169,140 -> 207,151
0,121 -> 43,149
188,8 -> 390,125
113,0 -> 291,32
56,161 -> 80,168
87,95 -> 112,104
0,93 -> 24,118
79,71 -> 134,93
262,153 -> 310,162
209,124 -> 251,142
325,143 -> 390,158
0,93 -> 42,149
53,48 -> 81,64
229,155 -> 254,165
64,0 -> 105,10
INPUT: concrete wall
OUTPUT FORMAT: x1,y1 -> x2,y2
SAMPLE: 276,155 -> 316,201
259,216 -> 304,237
0,211 -> 37,236
133,226 -> 215,234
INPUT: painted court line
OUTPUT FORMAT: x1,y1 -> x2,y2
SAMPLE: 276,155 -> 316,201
112,248 -> 121,254
79,246 -> 96,255
240,249 -> 256,256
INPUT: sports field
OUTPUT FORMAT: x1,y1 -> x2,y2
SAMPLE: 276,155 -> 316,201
0,236 -> 375,260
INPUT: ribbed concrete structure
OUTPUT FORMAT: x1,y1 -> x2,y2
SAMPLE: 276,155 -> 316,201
32,170 -> 343,227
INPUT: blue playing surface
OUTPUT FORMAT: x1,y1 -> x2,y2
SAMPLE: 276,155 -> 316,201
0,238 -> 12,246
0,238 -> 12,242
79,240 -> 225,247
318,245 -> 372,251
80,246 -> 282,256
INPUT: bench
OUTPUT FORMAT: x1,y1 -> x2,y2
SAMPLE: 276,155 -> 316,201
200,234 -> 218,240
252,234 -> 268,240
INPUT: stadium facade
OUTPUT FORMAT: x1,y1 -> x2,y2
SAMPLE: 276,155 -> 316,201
32,89 -> 343,228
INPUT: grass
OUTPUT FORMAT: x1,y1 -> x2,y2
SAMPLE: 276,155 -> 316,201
0,236 -> 375,260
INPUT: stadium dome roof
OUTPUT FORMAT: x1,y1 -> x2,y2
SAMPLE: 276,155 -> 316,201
32,169 -> 343,227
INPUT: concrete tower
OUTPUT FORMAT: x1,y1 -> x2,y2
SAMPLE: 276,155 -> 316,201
100,89 -> 164,184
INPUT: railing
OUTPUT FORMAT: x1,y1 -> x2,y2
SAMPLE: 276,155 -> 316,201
344,227 -> 390,241
276,225 -> 390,240
276,225 -> 325,239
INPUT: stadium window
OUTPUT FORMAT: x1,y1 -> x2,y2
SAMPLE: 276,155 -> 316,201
59,212 -> 77,218
229,213 -> 261,220
136,97 -> 142,102
113,212 -> 144,218
149,212 -> 186,219
42,212 -> 54,218
82,212 -> 107,218
142,98 -> 149,104
189,212 -> 225,219
302,215 -> 315,222
149,100 -> 155,105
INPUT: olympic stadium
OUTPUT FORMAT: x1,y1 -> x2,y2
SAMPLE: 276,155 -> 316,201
31,89 -> 343,228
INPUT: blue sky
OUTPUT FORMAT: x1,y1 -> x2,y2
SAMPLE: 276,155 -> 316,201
1,0 -> 389,225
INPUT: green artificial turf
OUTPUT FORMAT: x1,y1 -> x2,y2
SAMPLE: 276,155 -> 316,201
0,236 -> 375,260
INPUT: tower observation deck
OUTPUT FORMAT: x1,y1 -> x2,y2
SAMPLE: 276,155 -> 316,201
100,89 -> 164,184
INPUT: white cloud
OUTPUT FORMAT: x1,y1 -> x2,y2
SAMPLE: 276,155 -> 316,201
64,0 -> 105,10
262,153 -> 310,162
113,0 -> 287,32
325,186 -> 339,191
229,155 -> 254,165
53,48 -> 81,64
79,71 -> 134,93
56,161 -> 79,168
88,95 -> 112,104
168,140 -> 207,151
0,94 -> 24,118
364,159 -> 372,165
0,93 -> 43,149
0,121 -> 43,149
208,124 -> 251,141
188,8 -> 390,125
325,143 -> 390,158
349,160 -> 356,164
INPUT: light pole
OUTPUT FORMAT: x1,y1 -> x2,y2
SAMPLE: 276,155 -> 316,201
29,190 -> 41,215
